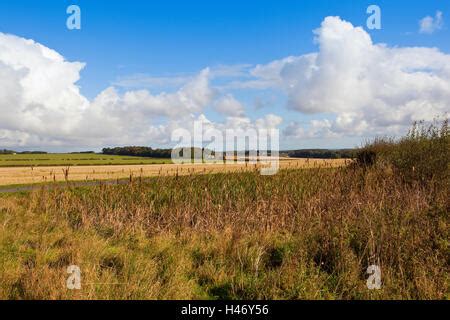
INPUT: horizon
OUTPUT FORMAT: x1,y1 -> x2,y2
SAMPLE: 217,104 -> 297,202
1,146 -> 358,154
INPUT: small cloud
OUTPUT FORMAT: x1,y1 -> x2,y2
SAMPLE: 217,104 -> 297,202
113,74 -> 191,89
209,64 -> 252,79
419,11 -> 444,34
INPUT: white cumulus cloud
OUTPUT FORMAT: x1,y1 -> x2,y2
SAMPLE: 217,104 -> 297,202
2,16 -> 449,148
0,32 -> 218,148
0,33 -> 89,143
251,16 -> 450,138
419,11 -> 444,34
0,33 -> 282,149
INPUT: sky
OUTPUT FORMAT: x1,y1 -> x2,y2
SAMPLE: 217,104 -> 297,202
0,0 -> 449,151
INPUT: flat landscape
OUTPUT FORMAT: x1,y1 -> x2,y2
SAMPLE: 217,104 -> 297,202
0,158 -> 347,187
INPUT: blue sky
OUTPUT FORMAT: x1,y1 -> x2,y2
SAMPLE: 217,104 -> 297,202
0,1 -> 449,151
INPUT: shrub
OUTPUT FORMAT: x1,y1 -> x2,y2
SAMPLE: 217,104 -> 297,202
357,119 -> 449,185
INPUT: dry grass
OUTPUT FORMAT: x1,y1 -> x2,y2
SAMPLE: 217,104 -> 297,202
0,163 -> 447,300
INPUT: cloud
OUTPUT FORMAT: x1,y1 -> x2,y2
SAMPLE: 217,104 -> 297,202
0,33 -> 89,145
419,11 -> 444,34
2,16 -> 449,148
250,16 -> 450,138
113,74 -> 190,89
255,114 -> 283,129
0,33 -> 282,149
182,113 -> 283,151
213,94 -> 245,117
209,64 -> 253,79
0,32 -> 218,148
113,64 -> 252,90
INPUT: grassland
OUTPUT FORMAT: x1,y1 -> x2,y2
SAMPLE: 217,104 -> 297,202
0,153 -> 172,167
0,166 -> 447,300
0,121 -> 448,300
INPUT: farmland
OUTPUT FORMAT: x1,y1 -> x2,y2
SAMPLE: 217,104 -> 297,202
0,122 -> 448,300
0,153 -> 172,167
0,158 -> 347,187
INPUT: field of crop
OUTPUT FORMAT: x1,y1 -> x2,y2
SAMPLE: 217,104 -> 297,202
0,153 -> 172,167
0,122 -> 448,300
0,159 -> 347,187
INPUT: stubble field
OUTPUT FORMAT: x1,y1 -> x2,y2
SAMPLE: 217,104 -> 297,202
0,158 -> 347,187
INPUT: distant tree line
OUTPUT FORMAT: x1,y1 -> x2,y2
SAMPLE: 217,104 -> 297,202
287,149 -> 356,159
19,151 -> 48,154
102,146 -> 281,160
0,149 -> 47,155
70,151 -> 95,154
0,149 -> 16,154
102,146 -> 174,158
2,147 -> 356,159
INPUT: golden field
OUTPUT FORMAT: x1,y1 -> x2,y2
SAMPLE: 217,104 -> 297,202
0,158 -> 348,186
